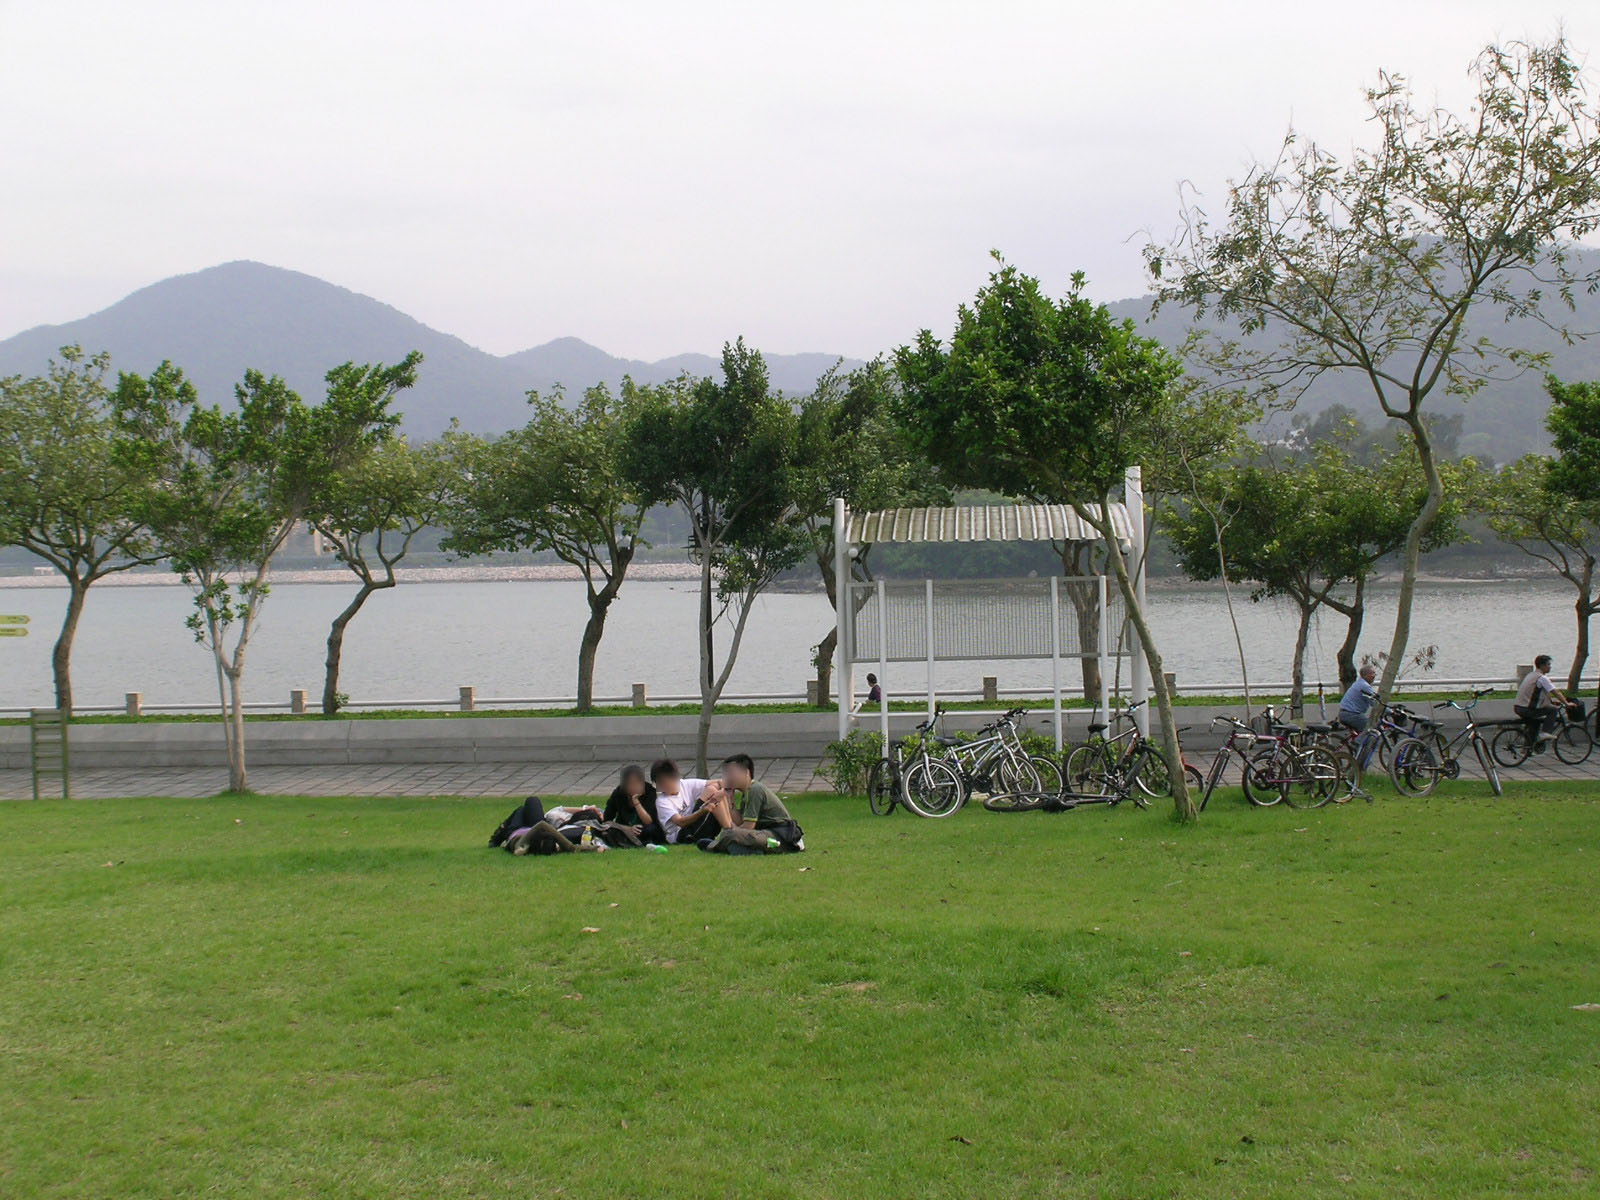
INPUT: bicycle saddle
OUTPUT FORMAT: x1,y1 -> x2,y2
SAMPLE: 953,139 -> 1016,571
934,735 -> 964,747
1086,722 -> 1108,734
1414,717 -> 1442,730
1304,722 -> 1335,733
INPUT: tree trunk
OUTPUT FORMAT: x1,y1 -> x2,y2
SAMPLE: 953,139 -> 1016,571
1100,510 -> 1193,821
1063,576 -> 1103,701
576,593 -> 612,711
1330,575 -> 1366,689
1570,557 -> 1595,693
814,626 -> 836,705
323,581 -> 384,715
52,576 -> 89,715
695,549 -> 715,775
1379,414 -> 1444,698
225,666 -> 248,793
1290,600 -> 1313,714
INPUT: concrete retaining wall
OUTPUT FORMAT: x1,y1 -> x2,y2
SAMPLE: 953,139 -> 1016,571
0,698 -> 1526,772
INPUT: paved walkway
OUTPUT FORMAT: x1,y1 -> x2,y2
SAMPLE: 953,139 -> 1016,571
0,757 -> 831,800
4,750 -> 1596,801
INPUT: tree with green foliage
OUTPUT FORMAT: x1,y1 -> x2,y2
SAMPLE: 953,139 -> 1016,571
894,258 -> 1199,819
1544,376 -> 1600,504
1168,436 -> 1460,709
1148,37 -> 1600,704
114,355 -> 416,791
0,347 -> 163,713
443,384 -> 649,711
1487,374 -> 1600,692
793,359 -> 947,704
310,436 -> 454,714
621,341 -> 810,773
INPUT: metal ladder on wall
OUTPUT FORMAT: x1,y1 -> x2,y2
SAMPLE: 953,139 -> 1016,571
30,708 -> 69,799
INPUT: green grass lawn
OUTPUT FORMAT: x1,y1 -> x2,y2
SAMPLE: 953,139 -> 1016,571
3,787 -> 1597,1198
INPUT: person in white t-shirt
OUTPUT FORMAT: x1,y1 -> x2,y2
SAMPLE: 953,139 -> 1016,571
650,759 -> 725,844
1514,654 -> 1567,743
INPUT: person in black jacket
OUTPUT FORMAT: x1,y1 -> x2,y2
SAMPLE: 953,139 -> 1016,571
602,764 -> 664,843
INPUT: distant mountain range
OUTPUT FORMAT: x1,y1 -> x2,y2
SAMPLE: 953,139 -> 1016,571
0,262 -> 858,436
3,257 -> 1598,456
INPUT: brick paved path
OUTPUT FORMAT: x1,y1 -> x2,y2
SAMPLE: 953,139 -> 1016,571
0,757 -> 831,800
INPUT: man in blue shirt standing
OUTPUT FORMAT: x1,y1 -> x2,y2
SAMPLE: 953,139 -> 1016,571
1337,664 -> 1381,733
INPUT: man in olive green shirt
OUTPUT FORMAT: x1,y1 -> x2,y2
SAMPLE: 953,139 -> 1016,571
699,754 -> 799,852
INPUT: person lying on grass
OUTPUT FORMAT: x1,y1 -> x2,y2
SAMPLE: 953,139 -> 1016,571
602,764 -> 664,843
696,754 -> 803,853
651,759 -> 726,845
490,798 -> 608,856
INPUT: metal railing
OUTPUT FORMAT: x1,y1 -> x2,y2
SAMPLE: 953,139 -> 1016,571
2,672 -> 1582,720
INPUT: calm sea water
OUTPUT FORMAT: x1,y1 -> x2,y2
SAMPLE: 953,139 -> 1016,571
0,576 -> 1580,711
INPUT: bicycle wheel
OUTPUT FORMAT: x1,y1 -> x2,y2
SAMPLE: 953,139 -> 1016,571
995,753 -> 1042,795
1491,725 -> 1533,768
1129,745 -> 1172,799
1182,764 -> 1204,796
1064,743 -> 1109,792
866,758 -> 897,815
982,790 -> 1047,812
902,758 -> 965,818
1240,748 -> 1284,807
1030,755 -> 1065,797
1199,751 -> 1229,812
1282,747 -> 1339,810
1555,723 -> 1593,765
1389,737 -> 1439,797
1472,735 -> 1504,797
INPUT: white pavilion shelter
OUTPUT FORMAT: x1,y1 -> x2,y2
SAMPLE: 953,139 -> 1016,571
832,468 -> 1151,751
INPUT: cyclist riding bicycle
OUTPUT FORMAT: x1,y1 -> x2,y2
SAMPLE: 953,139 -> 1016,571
1336,664 -> 1381,733
1514,654 -> 1568,745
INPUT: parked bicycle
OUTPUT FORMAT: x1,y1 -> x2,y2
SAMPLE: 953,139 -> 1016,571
1241,719 -> 1343,809
1064,700 -> 1171,799
866,709 -> 965,819
933,707 -> 1063,802
1388,689 -> 1504,797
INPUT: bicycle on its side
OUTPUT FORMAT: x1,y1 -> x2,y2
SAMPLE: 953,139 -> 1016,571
1388,688 -> 1504,798
983,738 -> 1143,812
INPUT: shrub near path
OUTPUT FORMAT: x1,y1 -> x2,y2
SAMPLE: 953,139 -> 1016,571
1,788 -> 1596,1198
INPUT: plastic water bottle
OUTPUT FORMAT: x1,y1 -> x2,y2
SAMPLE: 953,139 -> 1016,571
645,844 -> 668,854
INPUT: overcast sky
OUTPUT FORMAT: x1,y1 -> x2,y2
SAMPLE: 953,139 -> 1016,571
2,1 -> 1595,360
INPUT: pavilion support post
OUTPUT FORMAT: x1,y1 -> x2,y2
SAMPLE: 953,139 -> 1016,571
876,578 -> 890,751
1096,573 -> 1111,720
1049,575 -> 1063,752
924,578 -> 936,721
1125,467 -> 1149,737
834,497 -> 851,741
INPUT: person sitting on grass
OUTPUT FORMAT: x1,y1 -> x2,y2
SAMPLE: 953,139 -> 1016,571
603,764 -> 664,843
697,754 -> 803,854
651,759 -> 725,845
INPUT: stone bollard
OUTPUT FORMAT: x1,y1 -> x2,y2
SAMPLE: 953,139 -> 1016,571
125,691 -> 143,718
290,689 -> 308,714
1164,672 -> 1177,697
982,676 -> 998,703
806,680 -> 820,706
459,685 -> 476,712
631,683 -> 648,709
